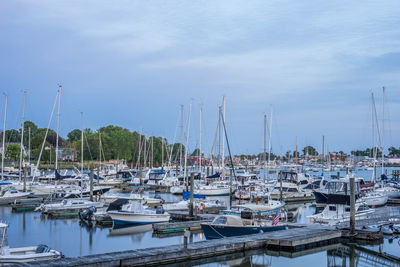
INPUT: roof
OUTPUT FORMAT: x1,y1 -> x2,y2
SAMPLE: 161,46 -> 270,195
212,215 -> 244,226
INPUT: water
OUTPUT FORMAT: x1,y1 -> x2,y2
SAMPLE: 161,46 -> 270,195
2,167 -> 400,265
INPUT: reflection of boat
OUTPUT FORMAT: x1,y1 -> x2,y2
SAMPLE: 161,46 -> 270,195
108,224 -> 152,236
108,201 -> 170,225
0,222 -> 62,263
201,215 -> 286,239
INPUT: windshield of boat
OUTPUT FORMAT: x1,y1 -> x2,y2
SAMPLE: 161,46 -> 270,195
213,216 -> 227,225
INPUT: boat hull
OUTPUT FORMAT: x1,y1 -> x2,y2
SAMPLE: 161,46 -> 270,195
108,211 -> 170,225
201,223 -> 286,239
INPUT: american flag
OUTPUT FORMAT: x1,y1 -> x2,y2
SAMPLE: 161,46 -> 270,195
272,210 -> 280,226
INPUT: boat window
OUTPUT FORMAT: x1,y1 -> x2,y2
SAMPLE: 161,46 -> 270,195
345,207 -> 350,212
288,188 -> 298,192
329,206 -> 336,211
214,216 -> 227,225
299,180 -> 308,185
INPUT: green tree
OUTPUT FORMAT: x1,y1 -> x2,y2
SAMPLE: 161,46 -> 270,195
302,146 -> 318,156
67,129 -> 82,142
6,144 -> 20,162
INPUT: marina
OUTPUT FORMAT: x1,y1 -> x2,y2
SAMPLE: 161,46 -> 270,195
2,1 -> 400,266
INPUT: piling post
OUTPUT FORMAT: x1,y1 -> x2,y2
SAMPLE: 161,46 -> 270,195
279,170 -> 283,201
189,172 -> 194,217
337,172 -> 340,180
90,167 -> 94,202
207,166 -> 209,177
211,165 -> 214,175
23,167 -> 26,192
349,176 -> 355,235
175,164 -> 178,177
97,168 -> 99,186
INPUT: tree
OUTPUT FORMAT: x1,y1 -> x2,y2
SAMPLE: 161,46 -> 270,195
6,144 -> 20,162
388,147 -> 400,157
67,129 -> 82,142
302,146 -> 318,156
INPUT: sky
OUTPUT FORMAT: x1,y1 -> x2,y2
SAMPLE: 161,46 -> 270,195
0,0 -> 399,156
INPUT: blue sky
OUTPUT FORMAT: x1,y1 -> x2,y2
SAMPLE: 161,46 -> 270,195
0,0 -> 399,155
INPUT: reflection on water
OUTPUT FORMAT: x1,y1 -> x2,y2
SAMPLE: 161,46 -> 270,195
1,206 -> 204,257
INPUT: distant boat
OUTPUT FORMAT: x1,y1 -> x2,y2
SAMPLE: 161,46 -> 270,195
0,222 -> 62,263
201,215 -> 286,239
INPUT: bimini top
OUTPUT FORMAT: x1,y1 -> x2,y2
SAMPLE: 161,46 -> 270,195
212,215 -> 244,226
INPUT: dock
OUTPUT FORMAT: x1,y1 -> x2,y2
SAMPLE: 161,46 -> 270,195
152,220 -> 211,234
21,224 -> 341,267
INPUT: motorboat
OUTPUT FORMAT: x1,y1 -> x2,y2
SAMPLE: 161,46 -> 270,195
0,186 -> 32,204
269,182 -> 314,201
195,184 -> 230,196
108,201 -> 170,225
306,203 -> 374,225
36,199 -> 105,213
200,215 -> 286,239
0,222 -> 62,263
359,192 -> 388,207
220,200 -> 285,218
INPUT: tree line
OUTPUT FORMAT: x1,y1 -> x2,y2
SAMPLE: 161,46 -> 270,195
1,121 -> 185,167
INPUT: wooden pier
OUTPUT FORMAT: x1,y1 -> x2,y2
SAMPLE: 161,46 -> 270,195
21,224 -> 341,267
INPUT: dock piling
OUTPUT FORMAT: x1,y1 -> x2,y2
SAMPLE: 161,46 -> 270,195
189,172 -> 194,217
349,176 -> 355,235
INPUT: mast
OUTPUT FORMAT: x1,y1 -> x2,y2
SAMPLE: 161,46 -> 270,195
371,92 -> 376,182
295,136 -> 298,172
268,105 -> 273,169
80,112 -> 83,198
199,104 -> 202,176
184,101 -> 192,187
161,136 -> 164,167
1,94 -> 7,180
179,105 -> 184,173
221,96 -> 226,178
218,106 -> 222,167
55,84 -> 61,171
19,91 -> 26,181
263,114 -> 266,181
28,127 -> 31,166
381,87 -> 385,175
99,132 -> 102,172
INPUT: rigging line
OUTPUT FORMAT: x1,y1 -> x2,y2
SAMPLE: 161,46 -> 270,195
84,132 -> 93,160
33,91 -> 59,180
168,110 -> 180,167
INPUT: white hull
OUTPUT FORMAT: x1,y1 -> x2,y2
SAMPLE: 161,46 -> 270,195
0,247 -> 62,263
196,188 -> 230,196
108,211 -> 170,224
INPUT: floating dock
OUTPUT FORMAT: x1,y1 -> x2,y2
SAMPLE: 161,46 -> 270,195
21,224 -> 341,267
153,220 -> 211,234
